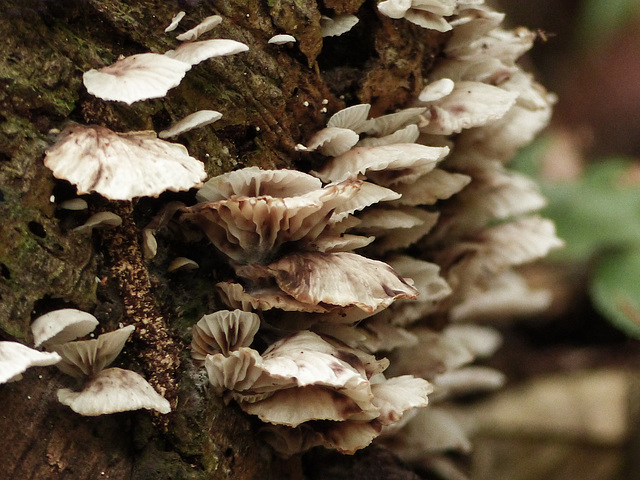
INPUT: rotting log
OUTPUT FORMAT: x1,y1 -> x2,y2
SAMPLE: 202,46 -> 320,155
0,0 -> 443,478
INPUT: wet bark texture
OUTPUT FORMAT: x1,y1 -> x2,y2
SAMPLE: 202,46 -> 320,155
0,0 -> 443,478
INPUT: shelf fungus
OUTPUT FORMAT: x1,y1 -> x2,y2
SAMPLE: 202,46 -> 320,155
199,327 -> 432,454
51,325 -> 170,416
31,308 -> 99,348
44,124 -> 206,201
83,53 -> 192,104
0,342 -> 61,384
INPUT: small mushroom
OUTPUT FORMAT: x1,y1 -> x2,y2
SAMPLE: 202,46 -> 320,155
83,53 -> 191,104
234,251 -> 418,314
167,257 -> 199,272
164,11 -> 186,33
31,308 -> 99,348
165,39 -> 249,66
0,342 -> 61,384
312,143 -> 449,183
176,15 -> 222,41
268,34 -> 296,45
52,326 -> 170,415
191,309 -> 260,361
73,212 -> 122,234
58,198 -> 88,211
320,14 -> 359,37
159,110 -> 222,138
57,367 -> 171,416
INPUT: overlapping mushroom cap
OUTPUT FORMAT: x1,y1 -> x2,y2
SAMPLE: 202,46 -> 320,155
196,320 -> 432,454
50,325 -> 170,416
44,124 -> 206,200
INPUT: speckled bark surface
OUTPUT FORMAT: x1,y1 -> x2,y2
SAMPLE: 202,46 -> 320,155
0,0 -> 444,478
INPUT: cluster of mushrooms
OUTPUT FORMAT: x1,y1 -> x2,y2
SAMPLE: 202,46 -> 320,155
1,0 -> 562,470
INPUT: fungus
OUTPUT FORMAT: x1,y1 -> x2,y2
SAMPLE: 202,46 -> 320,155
52,326 -> 170,415
191,310 -> 260,361
44,124 -> 206,201
182,175 -> 375,264
167,257 -> 199,272
320,14 -> 359,37
165,39 -> 249,66
58,198 -> 88,211
234,252 -> 418,314
73,212 -> 123,234
31,308 -> 99,348
165,11 -> 186,33
268,34 -> 296,45
57,368 -> 171,416
378,0 -> 456,31
312,144 -> 449,183
0,342 -> 61,384
175,15 -> 223,41
83,53 -> 192,104
158,110 -> 222,138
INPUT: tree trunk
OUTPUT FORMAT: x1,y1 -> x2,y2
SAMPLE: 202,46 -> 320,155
0,0 -> 442,478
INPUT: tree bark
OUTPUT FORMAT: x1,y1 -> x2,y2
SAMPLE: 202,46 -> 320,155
0,1 -> 443,478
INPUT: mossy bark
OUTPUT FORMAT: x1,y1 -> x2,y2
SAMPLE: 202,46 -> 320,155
0,0 -> 443,478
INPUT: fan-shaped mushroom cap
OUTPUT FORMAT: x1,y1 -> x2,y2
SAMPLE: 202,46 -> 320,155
389,169 -> 471,206
355,207 -> 440,253
216,281 -> 331,314
175,15 -> 222,41
312,144 -> 449,183
31,308 -> 99,348
302,127 -> 360,157
83,53 -> 191,104
362,107 -> 427,137
450,270 -> 552,322
371,375 -> 433,425
167,257 -> 199,272
196,167 -> 323,203
191,309 -> 260,361
418,78 -> 455,102
327,104 -> 372,133
182,178 -> 364,264
205,347 -> 266,396
268,34 -> 296,45
73,212 -> 122,234
164,11 -> 185,33
59,198 -> 88,211
165,39 -> 249,66
52,325 -> 135,379
235,252 -> 418,313
356,124 -> 420,147
57,367 -> 170,415
44,124 -> 206,201
420,81 -> 518,135
159,110 -> 222,138
320,14 -> 359,37
0,342 -> 61,384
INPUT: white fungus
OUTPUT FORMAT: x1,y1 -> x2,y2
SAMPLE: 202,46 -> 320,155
176,15 -> 223,41
44,124 -> 206,201
165,39 -> 249,66
83,53 -> 192,105
159,110 -> 223,139
165,11 -> 186,33
268,34 -> 296,45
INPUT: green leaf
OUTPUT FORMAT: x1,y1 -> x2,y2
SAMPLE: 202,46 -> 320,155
539,158 -> 640,261
575,0 -> 640,49
590,249 -> 640,339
